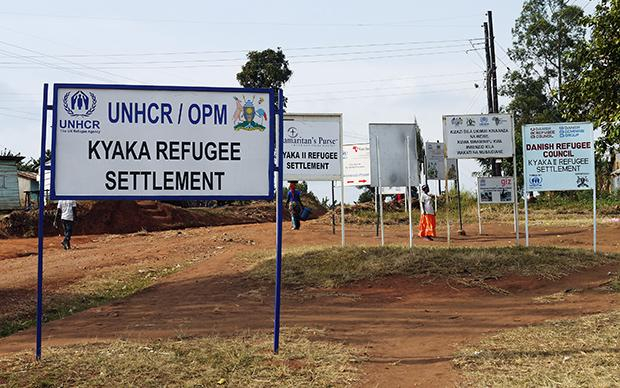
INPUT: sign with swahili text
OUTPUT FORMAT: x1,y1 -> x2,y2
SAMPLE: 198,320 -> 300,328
523,122 -> 595,192
477,176 -> 515,204
443,114 -> 514,159
342,143 -> 370,186
52,84 -> 274,199
283,113 -> 342,181
424,142 -> 457,180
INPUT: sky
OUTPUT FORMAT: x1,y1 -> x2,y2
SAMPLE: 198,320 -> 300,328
0,0 -> 598,203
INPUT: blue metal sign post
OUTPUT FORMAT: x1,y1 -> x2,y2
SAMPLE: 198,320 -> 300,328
34,84 -> 283,359
273,89 -> 284,354
35,83 -> 50,360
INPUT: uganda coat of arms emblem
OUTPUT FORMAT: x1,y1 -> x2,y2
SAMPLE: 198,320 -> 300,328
233,96 -> 267,131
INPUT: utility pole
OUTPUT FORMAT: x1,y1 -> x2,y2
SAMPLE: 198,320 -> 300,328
488,11 -> 499,114
486,10 -> 502,176
557,1 -> 563,106
483,22 -> 494,114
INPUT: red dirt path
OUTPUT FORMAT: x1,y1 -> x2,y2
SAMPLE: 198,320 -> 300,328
1,221 -> 619,387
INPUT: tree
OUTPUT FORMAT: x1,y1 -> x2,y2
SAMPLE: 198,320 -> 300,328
562,0 -> 620,190
492,0 -> 586,185
0,148 -> 50,172
236,48 -> 292,109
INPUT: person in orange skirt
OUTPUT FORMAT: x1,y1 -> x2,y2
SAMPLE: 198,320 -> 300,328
418,184 -> 436,241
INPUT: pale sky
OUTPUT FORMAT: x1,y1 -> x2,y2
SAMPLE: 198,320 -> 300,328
0,0 -> 598,202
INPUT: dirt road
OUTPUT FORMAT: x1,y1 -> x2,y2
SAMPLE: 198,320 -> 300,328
1,221 -> 619,386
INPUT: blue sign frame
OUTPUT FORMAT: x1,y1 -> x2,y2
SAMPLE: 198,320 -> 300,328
50,83 -> 276,201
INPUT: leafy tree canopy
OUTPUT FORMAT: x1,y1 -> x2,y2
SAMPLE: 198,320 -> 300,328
236,48 -> 292,108
490,0 -> 586,184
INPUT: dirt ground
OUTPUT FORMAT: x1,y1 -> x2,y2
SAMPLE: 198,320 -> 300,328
1,220 -> 619,387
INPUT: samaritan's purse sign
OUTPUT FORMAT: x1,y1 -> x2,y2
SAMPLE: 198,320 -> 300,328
52,84 -> 274,199
523,122 -> 595,192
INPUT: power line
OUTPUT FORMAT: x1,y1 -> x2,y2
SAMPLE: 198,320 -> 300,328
0,37 -> 485,59
0,40 -> 142,83
0,46 -> 114,82
290,48 -> 485,65
0,43 -> 483,66
0,106 -> 38,116
495,42 -> 516,68
0,111 -> 38,121
294,86 -> 474,102
289,79 -> 480,97
0,48 -> 485,69
0,11 -> 480,27
288,70 -> 483,88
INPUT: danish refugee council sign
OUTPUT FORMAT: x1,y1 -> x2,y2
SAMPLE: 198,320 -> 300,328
442,114 -> 514,159
477,176 -> 515,204
424,142 -> 457,180
52,84 -> 275,199
283,113 -> 342,181
342,143 -> 370,186
523,122 -> 595,191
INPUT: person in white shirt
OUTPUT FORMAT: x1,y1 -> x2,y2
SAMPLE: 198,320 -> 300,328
53,200 -> 77,249
418,184 -> 436,241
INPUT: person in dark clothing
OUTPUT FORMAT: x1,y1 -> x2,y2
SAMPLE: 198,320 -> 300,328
285,182 -> 304,230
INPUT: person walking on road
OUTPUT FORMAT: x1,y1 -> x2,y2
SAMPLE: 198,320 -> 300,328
285,182 -> 304,230
54,200 -> 77,249
418,184 -> 436,241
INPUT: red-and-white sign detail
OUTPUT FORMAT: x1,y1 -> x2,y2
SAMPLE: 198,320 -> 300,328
342,143 -> 370,186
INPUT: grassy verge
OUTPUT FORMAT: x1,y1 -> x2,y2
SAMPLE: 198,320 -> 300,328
342,190 -> 620,227
248,246 -> 620,289
453,311 -> 620,387
0,264 -> 183,338
0,329 -> 361,387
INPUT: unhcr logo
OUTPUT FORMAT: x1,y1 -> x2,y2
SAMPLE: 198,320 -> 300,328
63,90 -> 97,117
59,90 -> 101,132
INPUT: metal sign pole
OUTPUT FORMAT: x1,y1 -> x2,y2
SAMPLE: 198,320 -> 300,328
376,136 -> 385,246
374,187 -> 379,237
477,183 -> 482,235
35,83 -> 49,360
340,185 -> 345,246
340,116 -> 345,247
593,185 -> 597,253
455,160 -> 464,233
512,120 -> 519,245
273,90 -> 285,354
522,126 -> 529,247
331,181 -> 336,235
444,154 -> 451,246
406,136 -> 413,248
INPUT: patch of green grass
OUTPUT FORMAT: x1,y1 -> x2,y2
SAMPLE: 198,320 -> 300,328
453,310 -> 620,387
248,246 -> 620,288
0,329 -> 361,387
608,274 -> 620,292
0,265 -> 183,338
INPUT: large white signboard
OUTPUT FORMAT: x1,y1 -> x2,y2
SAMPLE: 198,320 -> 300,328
342,143 -> 370,186
443,114 -> 514,159
523,122 -> 595,191
477,176 -> 515,204
52,85 -> 274,199
424,142 -> 457,180
369,123 -> 420,188
283,114 -> 342,181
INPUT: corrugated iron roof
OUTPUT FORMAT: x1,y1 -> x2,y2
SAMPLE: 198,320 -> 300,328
17,171 -> 38,180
